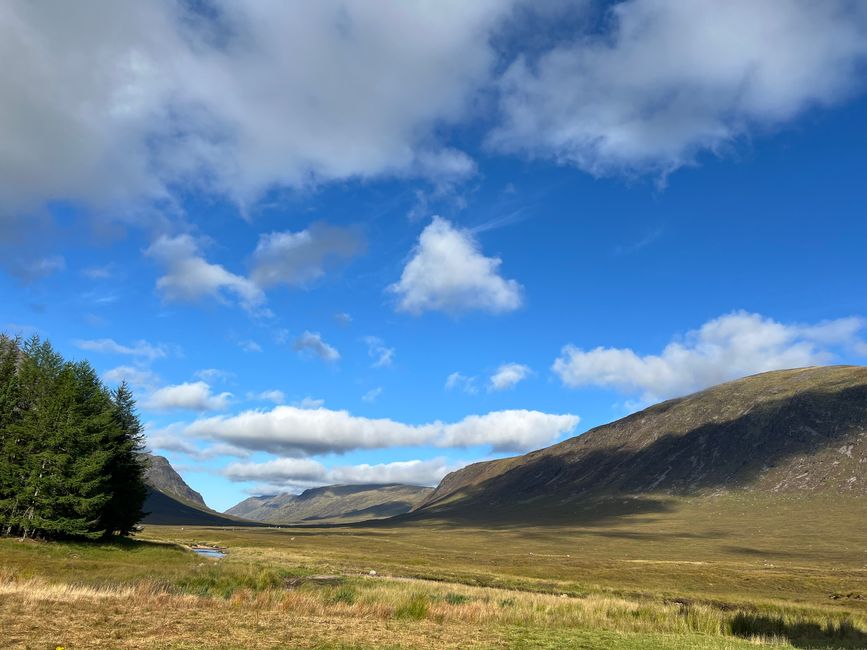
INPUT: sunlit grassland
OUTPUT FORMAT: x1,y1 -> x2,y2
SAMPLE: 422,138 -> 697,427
1,493 -> 865,648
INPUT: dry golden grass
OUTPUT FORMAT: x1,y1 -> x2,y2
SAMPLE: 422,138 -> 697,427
0,571 -> 813,649
2,492 -> 865,648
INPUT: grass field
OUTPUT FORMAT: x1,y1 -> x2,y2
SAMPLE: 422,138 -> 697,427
1,493 -> 865,649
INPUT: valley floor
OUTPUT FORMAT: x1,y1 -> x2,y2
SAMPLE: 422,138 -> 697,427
1,493 -> 865,649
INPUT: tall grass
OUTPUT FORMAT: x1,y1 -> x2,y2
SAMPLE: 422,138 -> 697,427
3,567 -> 863,647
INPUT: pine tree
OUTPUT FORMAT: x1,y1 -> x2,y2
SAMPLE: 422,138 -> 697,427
101,381 -> 148,536
0,335 -> 149,539
8,336 -> 68,538
0,335 -> 23,533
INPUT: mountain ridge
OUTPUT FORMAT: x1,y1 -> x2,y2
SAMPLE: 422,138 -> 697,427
416,365 -> 867,517
226,483 -> 433,524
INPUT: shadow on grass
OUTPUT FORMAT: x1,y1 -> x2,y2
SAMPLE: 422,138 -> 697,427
730,613 -> 867,649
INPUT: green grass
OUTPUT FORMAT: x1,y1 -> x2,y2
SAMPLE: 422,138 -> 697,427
394,593 -> 430,620
1,491 -> 865,648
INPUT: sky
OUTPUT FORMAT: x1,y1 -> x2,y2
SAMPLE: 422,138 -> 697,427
1,0 -> 866,512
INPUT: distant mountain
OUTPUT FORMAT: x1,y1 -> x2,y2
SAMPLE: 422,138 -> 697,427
140,453 -> 256,526
226,483 -> 434,524
141,453 -> 208,509
415,366 -> 867,518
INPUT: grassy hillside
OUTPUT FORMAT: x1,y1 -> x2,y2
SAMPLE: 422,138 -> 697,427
226,483 -> 433,524
417,366 -> 867,517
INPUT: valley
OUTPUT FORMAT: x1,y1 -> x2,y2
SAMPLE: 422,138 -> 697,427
2,491 -> 865,649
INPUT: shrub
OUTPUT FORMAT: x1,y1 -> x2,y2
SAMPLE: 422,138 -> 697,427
444,592 -> 470,605
329,585 -> 357,605
395,593 -> 429,620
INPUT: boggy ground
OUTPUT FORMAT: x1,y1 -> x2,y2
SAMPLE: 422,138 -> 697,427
0,493 -> 865,649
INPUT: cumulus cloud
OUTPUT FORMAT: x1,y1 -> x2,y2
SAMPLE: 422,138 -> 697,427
490,0 -> 867,178
143,381 -> 233,412
224,457 -> 459,490
103,365 -> 160,390
445,372 -> 479,395
294,331 -> 340,362
489,363 -> 532,391
147,433 -> 250,460
553,311 -> 867,402
74,337 -> 168,360
158,406 -> 579,456
250,224 -> 362,289
145,235 -> 266,313
0,0 -> 508,230
389,217 -> 522,315
363,336 -> 395,368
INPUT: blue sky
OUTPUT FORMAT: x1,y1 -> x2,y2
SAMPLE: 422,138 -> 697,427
2,1 -> 866,511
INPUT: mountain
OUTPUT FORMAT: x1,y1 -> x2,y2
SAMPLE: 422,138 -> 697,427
141,453 -> 208,509
140,453 -> 256,526
226,483 -> 434,524
415,366 -> 867,518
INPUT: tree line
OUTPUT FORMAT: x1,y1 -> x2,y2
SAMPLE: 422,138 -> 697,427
0,335 -> 148,539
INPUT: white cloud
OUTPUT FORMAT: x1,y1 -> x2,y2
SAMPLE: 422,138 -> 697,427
249,389 -> 285,405
445,371 -> 479,395
239,340 -> 263,353
490,0 -> 867,178
389,217 -> 522,315
0,1 -> 509,226
103,365 -> 160,390
24,256 -> 65,280
553,311 -> 867,402
489,362 -> 532,391
294,396 -> 326,409
194,368 -> 235,383
81,265 -> 113,280
294,331 -> 340,362
143,381 -> 232,412
147,433 -> 250,460
363,336 -> 395,368
250,223 -> 362,289
161,406 -> 579,456
361,387 -> 383,403
145,235 -> 266,313
334,312 -> 353,325
224,457 -> 460,489
74,337 -> 168,360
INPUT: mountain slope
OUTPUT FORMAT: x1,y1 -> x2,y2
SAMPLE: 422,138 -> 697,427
416,366 -> 867,517
141,453 -> 208,509
139,453 -> 256,526
226,484 -> 433,524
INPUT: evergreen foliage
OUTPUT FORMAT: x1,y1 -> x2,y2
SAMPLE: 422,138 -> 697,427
0,334 -> 148,539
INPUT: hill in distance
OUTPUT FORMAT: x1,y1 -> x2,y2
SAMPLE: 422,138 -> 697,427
226,483 -> 433,525
414,365 -> 867,521
140,453 -> 257,526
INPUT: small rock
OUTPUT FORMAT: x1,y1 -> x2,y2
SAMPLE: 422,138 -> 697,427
369,570 -> 377,576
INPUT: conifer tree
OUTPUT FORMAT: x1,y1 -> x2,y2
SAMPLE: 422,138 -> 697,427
102,381 -> 148,536
0,335 -> 149,539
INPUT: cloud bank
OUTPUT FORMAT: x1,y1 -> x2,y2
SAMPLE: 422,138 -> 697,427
157,406 -> 580,457
553,311 -> 867,402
